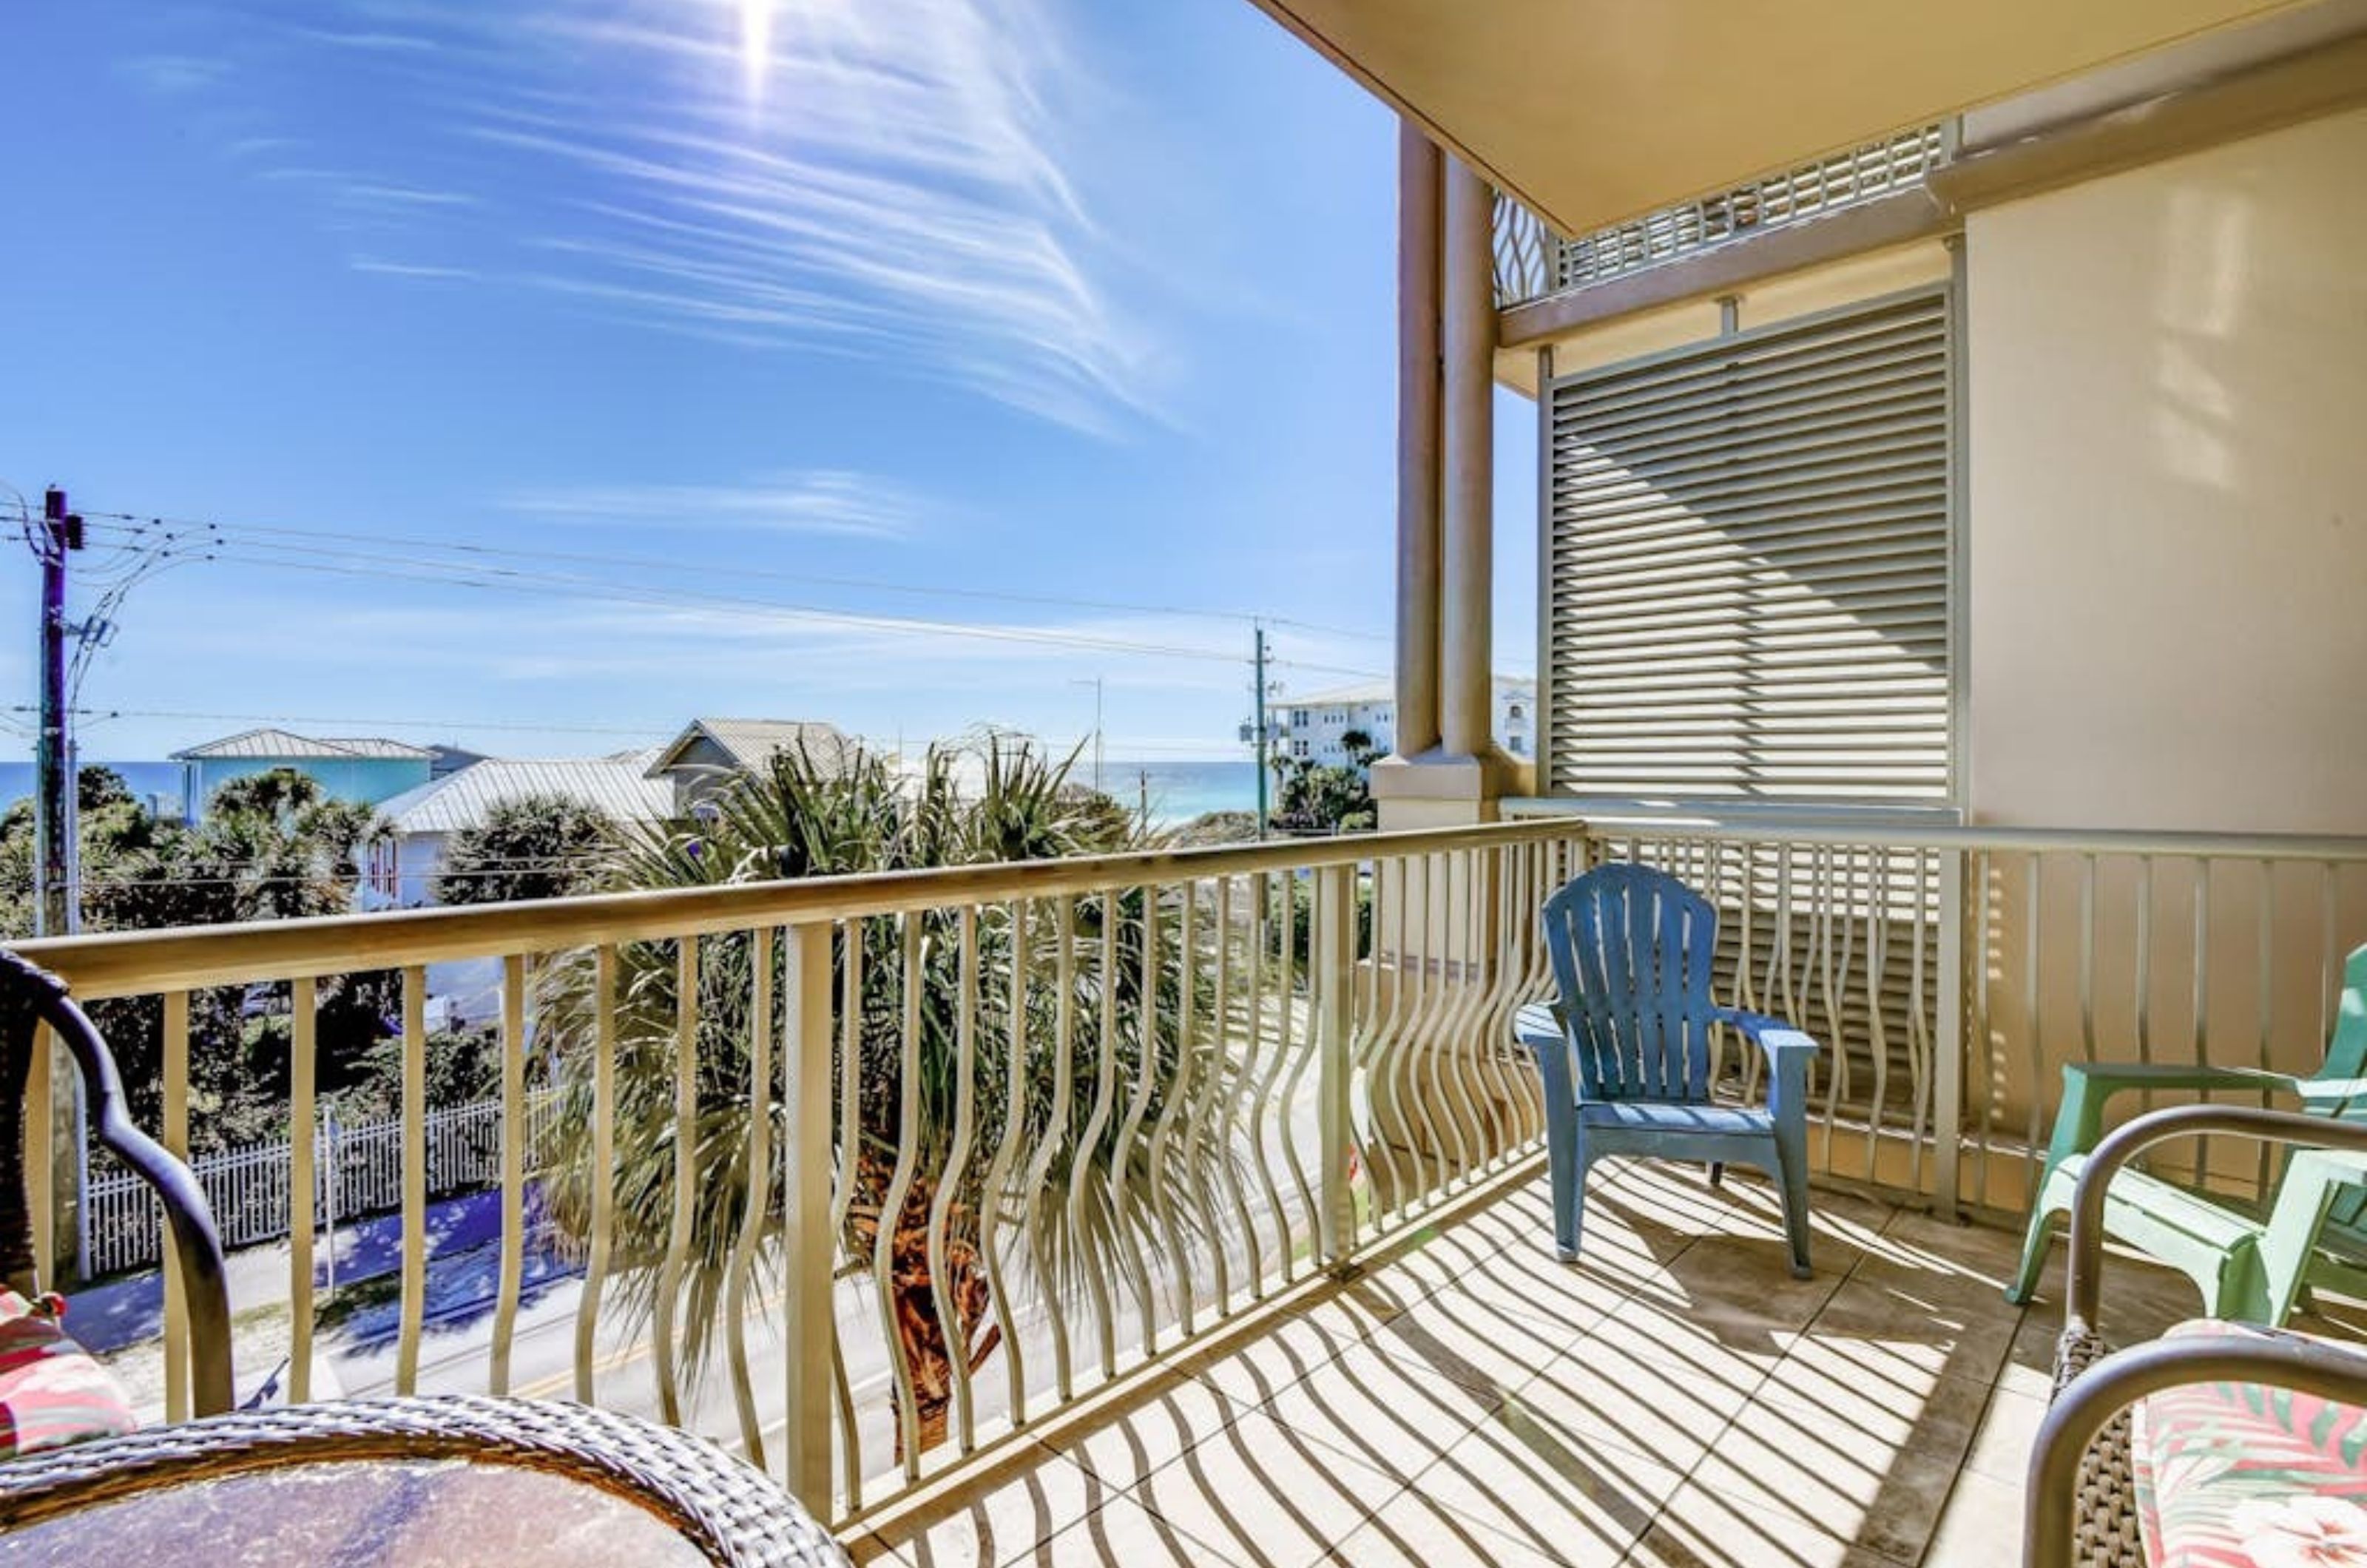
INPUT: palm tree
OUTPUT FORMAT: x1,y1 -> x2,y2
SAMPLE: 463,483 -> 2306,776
537,734 -> 1226,1458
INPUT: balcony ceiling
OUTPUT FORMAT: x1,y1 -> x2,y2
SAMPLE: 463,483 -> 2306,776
1246,0 -> 2303,234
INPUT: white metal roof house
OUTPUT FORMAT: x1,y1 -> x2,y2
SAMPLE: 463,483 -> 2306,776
361,751 -> 674,910
644,717 -> 857,817
170,728 -> 436,817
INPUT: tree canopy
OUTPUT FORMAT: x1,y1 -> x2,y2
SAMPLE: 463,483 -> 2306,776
432,793 -> 621,906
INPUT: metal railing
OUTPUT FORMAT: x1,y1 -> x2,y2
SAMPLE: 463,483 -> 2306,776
1492,126 -> 1948,308
18,808 -> 2366,1527
84,1091 -> 564,1277
14,818 -> 1585,1527
1516,805 -> 2367,1218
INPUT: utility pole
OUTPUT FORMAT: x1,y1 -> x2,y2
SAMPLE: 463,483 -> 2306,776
1252,624 -> 1271,840
1070,676 -> 1104,793
34,488 -> 83,939
30,489 -> 84,1282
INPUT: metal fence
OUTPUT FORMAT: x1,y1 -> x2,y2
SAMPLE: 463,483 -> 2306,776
84,1090 -> 562,1277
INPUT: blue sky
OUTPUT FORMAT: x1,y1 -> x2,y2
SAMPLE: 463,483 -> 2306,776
1,0 -> 1534,768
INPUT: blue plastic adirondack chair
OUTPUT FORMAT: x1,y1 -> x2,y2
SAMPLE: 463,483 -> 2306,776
1513,862 -> 1823,1277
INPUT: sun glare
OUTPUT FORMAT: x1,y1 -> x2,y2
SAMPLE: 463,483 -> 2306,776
738,0 -> 774,98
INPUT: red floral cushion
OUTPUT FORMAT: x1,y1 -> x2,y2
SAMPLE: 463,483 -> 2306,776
2133,1319 -> 2367,1567
0,1288 -> 138,1457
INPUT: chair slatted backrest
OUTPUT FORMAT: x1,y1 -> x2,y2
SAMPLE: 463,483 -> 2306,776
2312,945 -> 2367,1236
1542,862 -> 1718,1104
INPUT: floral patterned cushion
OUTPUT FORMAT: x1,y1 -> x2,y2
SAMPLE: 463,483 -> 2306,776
2133,1319 -> 2367,1567
0,1288 -> 138,1457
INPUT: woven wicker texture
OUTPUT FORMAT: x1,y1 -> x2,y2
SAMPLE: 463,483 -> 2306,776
0,1395 -> 848,1568
2052,1325 -> 2150,1567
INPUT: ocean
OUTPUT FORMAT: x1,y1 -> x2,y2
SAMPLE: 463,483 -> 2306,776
0,760 -> 186,817
0,759 -> 1257,830
1096,760 -> 1260,827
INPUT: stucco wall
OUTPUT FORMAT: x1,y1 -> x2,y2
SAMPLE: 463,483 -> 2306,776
1963,107 -> 2367,835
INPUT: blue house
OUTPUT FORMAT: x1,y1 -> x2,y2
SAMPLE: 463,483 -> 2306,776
172,729 -> 436,817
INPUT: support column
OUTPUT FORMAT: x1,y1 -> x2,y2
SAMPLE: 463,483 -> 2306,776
1373,135 -> 1507,830
1439,154 -> 1496,763
1391,122 -> 1443,762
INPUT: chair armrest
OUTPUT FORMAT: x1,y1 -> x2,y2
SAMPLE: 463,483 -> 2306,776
1709,1007 -> 1821,1062
2062,1060 -> 2309,1096
1,950 -> 234,1417
1710,1008 -> 1818,1118
2025,1329 -> 2367,1568
2040,1062 -> 2317,1173
2062,1104 -> 2367,1334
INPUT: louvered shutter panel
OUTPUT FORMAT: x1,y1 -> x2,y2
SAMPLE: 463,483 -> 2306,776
1543,288 -> 1954,802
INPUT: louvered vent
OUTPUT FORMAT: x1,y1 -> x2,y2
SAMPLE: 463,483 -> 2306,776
1543,288 -> 1954,803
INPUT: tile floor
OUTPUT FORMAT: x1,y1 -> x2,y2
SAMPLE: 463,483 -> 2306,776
845,1159 -> 2363,1567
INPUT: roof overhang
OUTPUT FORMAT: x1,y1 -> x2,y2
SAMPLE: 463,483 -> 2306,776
1243,0 -> 2305,235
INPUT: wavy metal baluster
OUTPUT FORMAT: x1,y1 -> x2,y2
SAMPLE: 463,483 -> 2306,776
1433,849 -> 1492,1174
1206,876 -> 1260,1311
1344,862 -> 1391,1231
831,919 -> 865,1509
1073,894 -> 1124,1379
979,901 -> 1032,1425
926,907 -> 980,1453
873,914 -> 926,1479
1861,846 -> 1889,1181
1427,852 -> 1484,1186
1023,897 -> 1078,1400
396,968 -> 426,1399
1276,873 -> 1321,1280
288,976 -> 317,1404
1178,880 -> 1236,1312
162,988 -> 193,1420
575,945 -> 618,1405
1149,884 -> 1202,1339
491,953 -> 528,1395
1241,873 -> 1296,1291
1389,854 -> 1450,1214
1107,887 -> 1162,1349
726,927 -> 775,1467
1908,849 -> 1934,1194
652,938 -> 699,1427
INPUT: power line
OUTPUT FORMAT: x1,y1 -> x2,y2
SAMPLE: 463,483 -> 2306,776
71,508 -> 1391,647
89,530 -> 1386,680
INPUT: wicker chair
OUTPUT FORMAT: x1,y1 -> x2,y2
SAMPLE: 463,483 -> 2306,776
0,947 -> 233,1416
0,1395 -> 851,1566
2023,1104 -> 2367,1567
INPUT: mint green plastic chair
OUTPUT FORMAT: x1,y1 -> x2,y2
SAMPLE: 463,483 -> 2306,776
2006,943 -> 2367,1323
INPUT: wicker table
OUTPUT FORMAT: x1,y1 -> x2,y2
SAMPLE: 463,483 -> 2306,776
0,1396 -> 848,1568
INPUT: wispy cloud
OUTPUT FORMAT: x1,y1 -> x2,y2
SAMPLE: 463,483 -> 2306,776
349,256 -> 475,280
244,0 -> 1160,436
335,181 -> 482,210
116,55 -> 231,95
499,472 -> 923,540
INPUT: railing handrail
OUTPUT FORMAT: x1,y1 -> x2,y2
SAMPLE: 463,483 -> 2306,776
11,817 -> 1589,999
1502,797 -> 2367,863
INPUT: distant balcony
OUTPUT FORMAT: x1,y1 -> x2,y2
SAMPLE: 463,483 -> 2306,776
13,810 -> 2367,1560
1493,126 -> 1949,310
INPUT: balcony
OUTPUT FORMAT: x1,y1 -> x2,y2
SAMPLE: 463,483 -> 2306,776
13,811 -> 2367,1563
1491,127 -> 1948,311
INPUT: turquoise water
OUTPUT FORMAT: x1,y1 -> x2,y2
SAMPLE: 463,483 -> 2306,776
0,759 -> 1257,829
0,760 -> 186,816
1097,760 -> 1260,826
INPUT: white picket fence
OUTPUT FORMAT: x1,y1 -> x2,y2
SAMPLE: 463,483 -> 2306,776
84,1091 -> 564,1278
